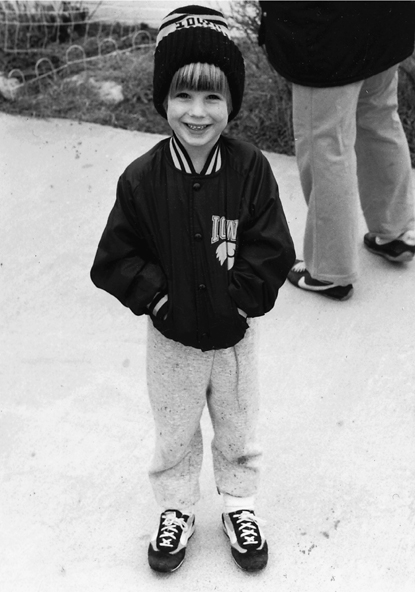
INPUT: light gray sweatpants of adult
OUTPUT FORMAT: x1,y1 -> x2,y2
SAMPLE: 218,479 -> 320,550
293,65 -> 415,285
146,319 -> 262,512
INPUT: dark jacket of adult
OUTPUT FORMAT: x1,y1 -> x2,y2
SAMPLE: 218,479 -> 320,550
258,1 -> 415,87
90,135 -> 295,351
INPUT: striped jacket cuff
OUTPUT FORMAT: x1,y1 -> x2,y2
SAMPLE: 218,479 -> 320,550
148,291 -> 168,317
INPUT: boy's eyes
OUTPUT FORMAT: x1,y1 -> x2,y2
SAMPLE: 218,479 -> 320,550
173,92 -> 224,101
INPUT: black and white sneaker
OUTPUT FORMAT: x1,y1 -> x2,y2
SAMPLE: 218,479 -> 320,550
148,510 -> 195,573
288,260 -> 353,301
364,232 -> 415,262
222,509 -> 268,572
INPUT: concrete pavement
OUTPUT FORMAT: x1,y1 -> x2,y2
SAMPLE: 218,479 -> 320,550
0,113 -> 414,592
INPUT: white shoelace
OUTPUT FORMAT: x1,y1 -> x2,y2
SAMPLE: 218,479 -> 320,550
158,513 -> 189,549
234,511 -> 265,546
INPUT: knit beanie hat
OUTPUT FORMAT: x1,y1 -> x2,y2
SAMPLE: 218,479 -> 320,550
153,5 -> 245,121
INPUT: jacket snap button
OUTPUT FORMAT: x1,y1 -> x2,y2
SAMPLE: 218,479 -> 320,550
198,283 -> 206,291
193,182 -> 201,191
194,233 -> 202,240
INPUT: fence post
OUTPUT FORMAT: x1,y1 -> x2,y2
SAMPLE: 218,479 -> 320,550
7,68 -> 26,97
98,37 -> 118,57
66,44 -> 87,75
132,30 -> 151,52
35,57 -> 57,83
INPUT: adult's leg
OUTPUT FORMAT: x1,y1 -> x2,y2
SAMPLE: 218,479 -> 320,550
293,82 -> 363,284
356,65 -> 415,240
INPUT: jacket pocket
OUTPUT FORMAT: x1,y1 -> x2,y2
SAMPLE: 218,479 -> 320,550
230,298 -> 249,332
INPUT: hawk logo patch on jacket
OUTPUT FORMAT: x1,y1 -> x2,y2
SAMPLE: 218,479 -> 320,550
211,215 -> 238,270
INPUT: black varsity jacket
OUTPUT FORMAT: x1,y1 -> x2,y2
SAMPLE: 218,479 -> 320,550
90,134 -> 295,351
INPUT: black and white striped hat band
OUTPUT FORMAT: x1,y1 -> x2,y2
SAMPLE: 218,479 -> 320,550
156,11 -> 231,46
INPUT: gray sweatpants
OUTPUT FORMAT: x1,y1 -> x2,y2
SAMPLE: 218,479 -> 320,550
146,319 -> 262,512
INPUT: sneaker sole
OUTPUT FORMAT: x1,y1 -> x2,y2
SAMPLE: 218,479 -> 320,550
289,276 -> 353,301
364,244 -> 414,263
291,278 -> 353,302
316,287 -> 353,301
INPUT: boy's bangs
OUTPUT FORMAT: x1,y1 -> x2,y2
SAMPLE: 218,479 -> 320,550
174,63 -> 227,93
169,63 -> 232,110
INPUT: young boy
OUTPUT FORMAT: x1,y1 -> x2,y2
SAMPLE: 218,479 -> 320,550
91,5 -> 295,574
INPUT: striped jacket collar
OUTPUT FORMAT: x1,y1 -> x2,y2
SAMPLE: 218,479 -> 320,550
169,134 -> 222,175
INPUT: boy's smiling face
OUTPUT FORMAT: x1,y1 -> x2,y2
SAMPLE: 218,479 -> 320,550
166,89 -> 229,155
